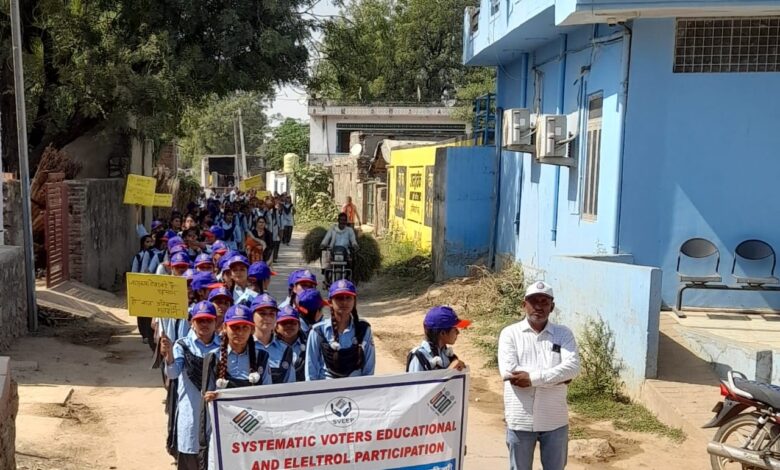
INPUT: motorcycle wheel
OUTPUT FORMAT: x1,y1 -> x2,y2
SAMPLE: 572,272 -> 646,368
710,413 -> 770,470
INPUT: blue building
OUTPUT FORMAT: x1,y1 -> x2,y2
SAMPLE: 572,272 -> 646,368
458,1 -> 780,389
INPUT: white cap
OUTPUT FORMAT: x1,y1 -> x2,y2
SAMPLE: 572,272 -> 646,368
525,281 -> 554,299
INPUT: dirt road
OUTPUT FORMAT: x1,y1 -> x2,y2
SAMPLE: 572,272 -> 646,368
11,234 -> 708,469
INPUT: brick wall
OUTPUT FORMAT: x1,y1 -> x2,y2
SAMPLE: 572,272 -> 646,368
0,357 -> 17,470
2,180 -> 23,247
331,156 -> 372,222
67,181 -> 87,283
0,246 -> 27,351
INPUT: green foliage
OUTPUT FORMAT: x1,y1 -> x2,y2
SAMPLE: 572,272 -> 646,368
178,92 -> 269,169
378,235 -> 432,281
353,233 -> 383,283
0,0 -> 311,172
574,318 -> 625,399
310,0 -> 492,108
174,173 -> 203,214
451,68 -> 496,123
291,164 -> 338,222
265,119 -> 310,170
302,226 -> 328,263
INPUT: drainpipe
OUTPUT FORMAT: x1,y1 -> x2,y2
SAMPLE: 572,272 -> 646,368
612,24 -> 632,254
514,53 -> 529,239
489,105 -> 503,269
551,34 -> 568,242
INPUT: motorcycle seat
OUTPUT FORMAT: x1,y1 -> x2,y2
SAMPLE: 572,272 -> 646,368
734,378 -> 780,409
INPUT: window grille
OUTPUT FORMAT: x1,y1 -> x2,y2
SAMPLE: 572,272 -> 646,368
582,94 -> 603,220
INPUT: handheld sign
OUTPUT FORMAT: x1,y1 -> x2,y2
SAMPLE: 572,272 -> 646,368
124,174 -> 157,206
126,273 -> 188,319
239,174 -> 264,192
153,193 -> 174,207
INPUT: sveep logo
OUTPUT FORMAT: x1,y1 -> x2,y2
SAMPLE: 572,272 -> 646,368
231,409 -> 263,435
325,397 -> 359,427
428,388 -> 456,416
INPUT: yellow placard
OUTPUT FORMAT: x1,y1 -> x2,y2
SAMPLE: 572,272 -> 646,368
123,174 -> 157,206
239,174 -> 264,192
126,273 -> 188,319
153,193 -> 173,207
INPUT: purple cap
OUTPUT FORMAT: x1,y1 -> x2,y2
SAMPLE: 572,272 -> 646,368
287,269 -> 302,288
161,229 -> 177,241
151,220 -> 163,231
167,235 -> 185,251
328,279 -> 357,298
192,272 -> 221,291
169,252 -> 191,267
191,301 -> 217,320
296,288 -> 327,315
208,286 -> 233,303
169,244 -> 187,256
206,225 -> 225,241
250,293 -> 279,312
226,254 -> 250,269
423,306 -> 471,330
194,253 -> 213,268
224,305 -> 254,327
276,305 -> 300,323
248,262 -> 276,281
292,269 -> 317,287
211,240 -> 228,255
183,268 -> 196,281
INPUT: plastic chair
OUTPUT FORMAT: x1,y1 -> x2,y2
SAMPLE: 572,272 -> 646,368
677,238 -> 722,284
731,239 -> 779,287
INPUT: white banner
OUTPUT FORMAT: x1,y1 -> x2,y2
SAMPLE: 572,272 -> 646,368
209,370 -> 469,470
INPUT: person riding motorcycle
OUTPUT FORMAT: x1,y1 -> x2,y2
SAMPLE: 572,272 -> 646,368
320,213 -> 359,284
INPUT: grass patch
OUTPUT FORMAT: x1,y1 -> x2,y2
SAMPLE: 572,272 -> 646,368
378,236 -> 432,282
296,219 -> 330,233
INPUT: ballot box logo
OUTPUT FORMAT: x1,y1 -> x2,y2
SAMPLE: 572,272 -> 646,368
231,409 -> 263,435
325,397 -> 359,427
428,388 -> 456,416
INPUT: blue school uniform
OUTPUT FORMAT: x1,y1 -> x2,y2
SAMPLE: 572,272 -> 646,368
233,285 -> 258,307
255,336 -> 296,384
305,318 -> 375,381
165,330 -> 220,454
406,340 -> 453,372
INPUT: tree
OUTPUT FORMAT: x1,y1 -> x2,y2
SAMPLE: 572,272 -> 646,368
264,118 -> 309,170
178,92 -> 269,169
0,0 -> 312,174
309,0 -> 494,112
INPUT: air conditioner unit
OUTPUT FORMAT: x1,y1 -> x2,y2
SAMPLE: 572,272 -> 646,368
535,115 -> 575,166
502,108 -> 534,153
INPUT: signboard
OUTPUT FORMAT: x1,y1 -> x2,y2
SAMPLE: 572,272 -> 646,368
209,370 -> 468,470
123,174 -> 156,206
406,166 -> 424,224
153,193 -> 174,207
239,175 -> 264,192
424,166 -> 434,227
395,166 -> 406,219
126,273 -> 188,318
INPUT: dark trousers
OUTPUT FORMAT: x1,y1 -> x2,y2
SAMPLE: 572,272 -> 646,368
283,226 -> 293,244
176,453 -> 199,470
137,317 -> 153,342
272,240 -> 281,262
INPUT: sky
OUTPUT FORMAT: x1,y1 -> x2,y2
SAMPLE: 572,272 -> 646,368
268,0 -> 340,123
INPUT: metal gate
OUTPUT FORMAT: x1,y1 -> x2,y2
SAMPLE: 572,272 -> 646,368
44,173 -> 69,288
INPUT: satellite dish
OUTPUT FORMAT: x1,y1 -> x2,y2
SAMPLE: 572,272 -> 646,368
350,144 -> 363,157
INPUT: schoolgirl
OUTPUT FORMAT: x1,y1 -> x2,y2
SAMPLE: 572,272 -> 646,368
280,198 -> 294,246
218,208 -> 239,251
294,288 -> 327,336
225,254 -> 257,306
278,269 -> 317,309
161,301 -> 221,470
275,306 -> 307,382
190,272 -> 221,303
209,240 -> 228,272
406,306 -> 469,373
245,217 -> 273,263
305,280 -> 375,380
250,294 -> 295,384
170,213 -> 183,234
146,232 -> 168,274
268,202 -> 283,263
193,254 -> 213,273
149,231 -> 180,275
132,235 -> 155,344
247,261 -> 274,295
207,286 -> 233,329
183,227 -> 204,258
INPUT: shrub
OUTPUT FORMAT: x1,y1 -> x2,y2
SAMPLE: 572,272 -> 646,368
302,226 -> 328,263
573,317 -> 625,399
301,228 -> 383,284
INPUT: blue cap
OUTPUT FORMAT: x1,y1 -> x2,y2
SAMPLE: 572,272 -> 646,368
292,269 -> 317,287
248,262 -> 276,281
191,301 -> 217,320
162,229 -> 178,241
206,225 -> 225,241
192,272 -> 220,291
167,235 -> 185,251
328,279 -> 357,298
287,269 -> 302,288
250,293 -> 279,312
208,286 -> 233,303
183,268 -> 196,281
151,220 -> 163,231
423,306 -> 471,330
170,251 -> 191,267
224,305 -> 255,326
226,254 -> 250,269
296,288 -> 327,315
277,305 -> 300,323
211,240 -> 228,255
194,253 -> 213,268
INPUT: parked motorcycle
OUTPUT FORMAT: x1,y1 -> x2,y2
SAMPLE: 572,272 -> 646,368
704,371 -> 780,469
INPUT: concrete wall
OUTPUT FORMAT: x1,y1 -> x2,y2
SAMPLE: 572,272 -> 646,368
66,179 -> 136,292
0,357 -> 17,470
432,146 -> 498,281
63,129 -> 128,179
0,246 -> 27,351
388,145 -> 438,250
546,255 -> 662,393
619,18 -> 780,309
331,156 -> 371,223
2,180 -> 23,247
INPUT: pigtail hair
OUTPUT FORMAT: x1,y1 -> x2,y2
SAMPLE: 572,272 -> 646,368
247,335 -> 257,374
424,328 -> 441,359
217,331 -> 229,381
352,306 -> 365,366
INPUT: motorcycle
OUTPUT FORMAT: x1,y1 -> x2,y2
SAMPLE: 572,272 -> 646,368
320,245 -> 353,289
704,370 -> 780,469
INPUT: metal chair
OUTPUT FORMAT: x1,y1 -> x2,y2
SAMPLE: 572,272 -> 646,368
731,239 -> 779,287
677,238 -> 722,284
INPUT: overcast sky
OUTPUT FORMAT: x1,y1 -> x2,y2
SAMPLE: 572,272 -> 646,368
268,1 -> 340,123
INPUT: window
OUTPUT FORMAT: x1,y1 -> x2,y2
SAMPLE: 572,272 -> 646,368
674,17 -> 780,73
582,93 -> 602,220
490,0 -> 499,16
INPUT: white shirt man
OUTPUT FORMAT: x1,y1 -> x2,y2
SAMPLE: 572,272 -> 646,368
498,281 -> 580,470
